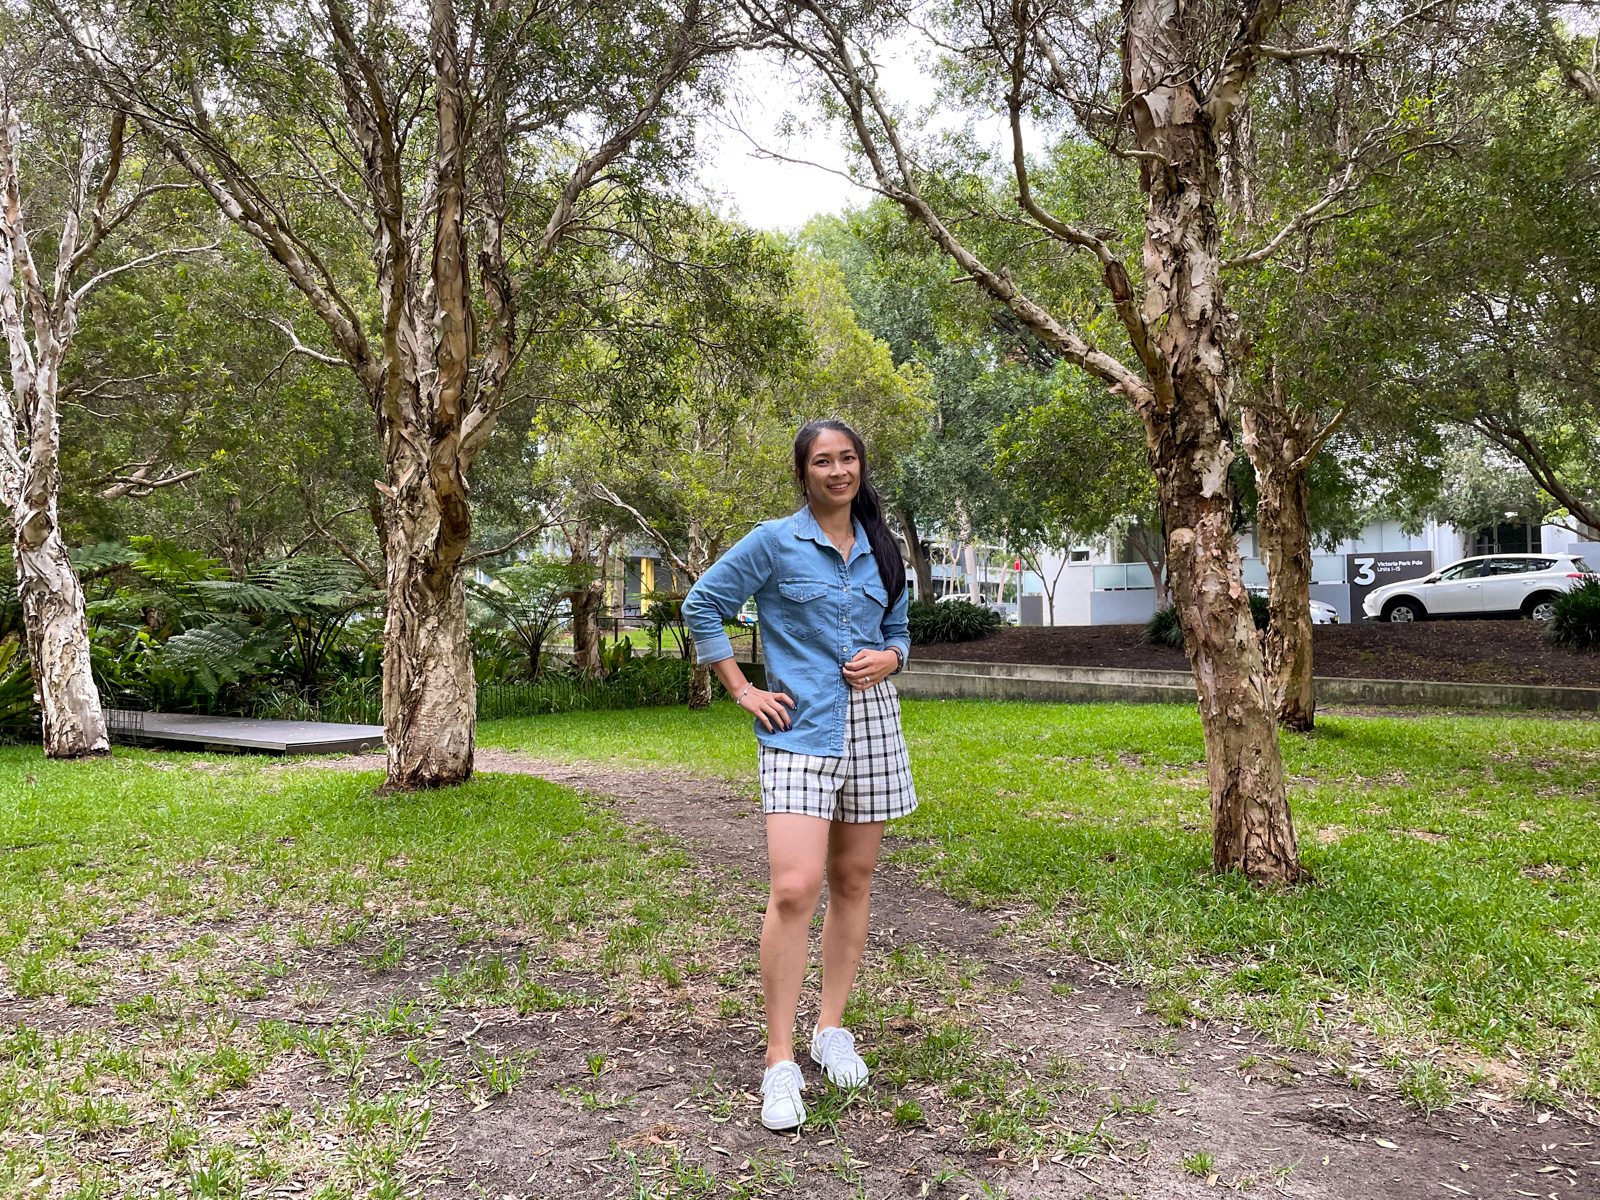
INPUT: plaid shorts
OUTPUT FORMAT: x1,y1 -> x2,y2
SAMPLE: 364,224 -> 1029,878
758,681 -> 917,823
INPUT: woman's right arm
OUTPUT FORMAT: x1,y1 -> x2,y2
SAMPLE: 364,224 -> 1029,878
683,527 -> 795,731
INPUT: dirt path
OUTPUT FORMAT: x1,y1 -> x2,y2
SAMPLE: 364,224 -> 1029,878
308,748 -> 1600,1200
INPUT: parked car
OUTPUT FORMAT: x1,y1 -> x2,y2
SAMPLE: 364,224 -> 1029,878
1246,587 -> 1340,624
1362,553 -> 1593,623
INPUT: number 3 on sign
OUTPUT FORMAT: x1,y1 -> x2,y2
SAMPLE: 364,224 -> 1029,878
1354,557 -> 1376,586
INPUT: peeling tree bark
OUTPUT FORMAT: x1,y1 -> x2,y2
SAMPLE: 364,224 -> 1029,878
1123,0 -> 1302,881
1241,395 -> 1318,730
0,93 -> 158,759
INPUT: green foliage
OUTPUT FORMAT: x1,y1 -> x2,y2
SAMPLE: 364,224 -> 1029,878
81,541 -> 380,711
470,557 -> 594,681
476,657 -> 696,719
1144,605 -> 1182,649
155,618 -> 282,697
597,637 -> 634,675
640,591 -> 688,656
1547,576 -> 1600,653
0,637 -> 37,737
907,598 -> 1001,646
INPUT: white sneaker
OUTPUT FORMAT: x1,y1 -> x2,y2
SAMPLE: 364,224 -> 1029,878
760,1060 -> 807,1131
810,1025 -> 868,1087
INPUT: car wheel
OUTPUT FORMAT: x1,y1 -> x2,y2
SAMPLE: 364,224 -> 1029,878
1525,593 -> 1560,622
1383,598 -> 1423,623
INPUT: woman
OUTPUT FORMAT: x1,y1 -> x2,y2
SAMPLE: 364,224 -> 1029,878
682,419 -> 916,1132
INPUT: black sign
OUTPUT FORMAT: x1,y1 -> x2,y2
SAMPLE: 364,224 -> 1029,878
1347,551 -> 1435,622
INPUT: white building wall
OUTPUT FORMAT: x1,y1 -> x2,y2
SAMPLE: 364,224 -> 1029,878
1019,519 -> 1474,626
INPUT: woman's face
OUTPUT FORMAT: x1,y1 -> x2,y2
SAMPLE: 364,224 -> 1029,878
803,428 -> 861,512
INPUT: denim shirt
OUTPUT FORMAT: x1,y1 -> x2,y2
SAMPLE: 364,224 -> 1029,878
682,506 -> 910,756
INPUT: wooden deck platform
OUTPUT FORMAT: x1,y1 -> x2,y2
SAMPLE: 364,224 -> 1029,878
108,710 -> 384,755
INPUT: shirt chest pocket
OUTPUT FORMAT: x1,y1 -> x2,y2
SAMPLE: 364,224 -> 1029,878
853,580 -> 889,642
777,580 -> 831,640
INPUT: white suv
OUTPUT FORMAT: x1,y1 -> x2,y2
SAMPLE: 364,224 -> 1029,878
1362,554 -> 1593,623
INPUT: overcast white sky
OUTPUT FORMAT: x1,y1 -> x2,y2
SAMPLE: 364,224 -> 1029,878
693,45 -> 943,233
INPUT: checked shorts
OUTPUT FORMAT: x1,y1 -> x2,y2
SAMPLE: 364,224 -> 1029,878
758,681 -> 918,824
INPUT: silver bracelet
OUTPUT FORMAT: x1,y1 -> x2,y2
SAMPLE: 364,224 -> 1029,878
737,682 -> 755,703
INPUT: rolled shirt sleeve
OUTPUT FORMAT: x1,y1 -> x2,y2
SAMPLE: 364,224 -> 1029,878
882,585 -> 910,673
682,527 -> 774,666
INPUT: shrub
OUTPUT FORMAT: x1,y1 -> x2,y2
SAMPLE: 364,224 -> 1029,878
908,598 -> 1002,645
1144,595 -> 1269,649
1144,605 -> 1183,648
1547,575 -> 1600,651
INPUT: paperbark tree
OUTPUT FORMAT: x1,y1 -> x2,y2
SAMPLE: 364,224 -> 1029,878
1237,364 -> 1350,729
51,0 -> 726,787
745,0 -> 1311,879
0,79 -> 208,757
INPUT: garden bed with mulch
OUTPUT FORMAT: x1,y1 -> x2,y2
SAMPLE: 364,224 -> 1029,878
916,619 -> 1600,688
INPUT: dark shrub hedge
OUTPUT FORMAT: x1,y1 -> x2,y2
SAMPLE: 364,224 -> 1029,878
908,598 -> 1002,645
1547,576 -> 1600,652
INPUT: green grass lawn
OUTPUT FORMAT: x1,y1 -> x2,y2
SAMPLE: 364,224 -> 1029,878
0,751 -> 727,1197
482,700 -> 1600,1099
4,698 -> 1599,1197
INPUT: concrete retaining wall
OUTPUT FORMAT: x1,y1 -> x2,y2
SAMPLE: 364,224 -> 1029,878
898,656 -> 1600,712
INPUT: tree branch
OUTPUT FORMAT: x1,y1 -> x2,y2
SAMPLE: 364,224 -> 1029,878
1290,400 -> 1354,474
299,485 -> 383,586
1223,157 -> 1361,269
74,240 -> 219,304
98,463 -> 204,499
1206,0 -> 1285,127
536,0 -> 705,259
593,482 -> 695,579
267,317 -> 347,368
743,0 -> 1156,409
463,522 -> 549,566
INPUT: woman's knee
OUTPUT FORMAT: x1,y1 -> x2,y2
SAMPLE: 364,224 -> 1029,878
826,860 -> 874,904
769,870 -> 823,918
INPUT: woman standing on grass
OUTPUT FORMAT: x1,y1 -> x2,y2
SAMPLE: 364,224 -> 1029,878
683,418 -> 916,1132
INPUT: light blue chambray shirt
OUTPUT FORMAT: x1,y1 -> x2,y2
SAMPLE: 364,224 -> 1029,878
682,506 -> 910,757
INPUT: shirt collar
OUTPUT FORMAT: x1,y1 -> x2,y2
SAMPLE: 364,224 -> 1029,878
793,505 -> 871,564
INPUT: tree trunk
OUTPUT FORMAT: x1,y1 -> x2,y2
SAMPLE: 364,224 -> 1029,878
897,508 -> 932,601
14,481 -> 107,758
378,369 -> 477,787
564,521 -> 612,672
688,660 -> 713,708
1127,523 -> 1169,609
381,524 -> 476,789
1127,3 -> 1302,882
1242,400 -> 1318,731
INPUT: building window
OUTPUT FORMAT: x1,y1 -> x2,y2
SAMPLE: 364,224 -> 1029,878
1472,522 -> 1542,556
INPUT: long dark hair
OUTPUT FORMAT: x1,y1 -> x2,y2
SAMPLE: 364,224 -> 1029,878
793,419 -> 906,608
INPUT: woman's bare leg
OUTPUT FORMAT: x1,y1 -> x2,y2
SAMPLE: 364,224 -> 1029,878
762,814 -> 830,1067
817,820 -> 886,1031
